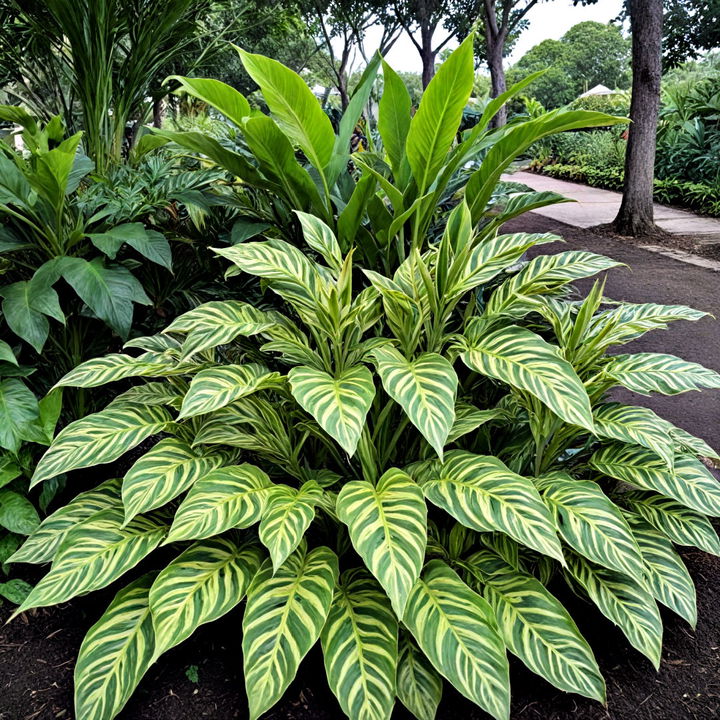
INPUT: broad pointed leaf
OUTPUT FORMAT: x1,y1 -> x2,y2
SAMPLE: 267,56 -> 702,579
396,633 -> 442,720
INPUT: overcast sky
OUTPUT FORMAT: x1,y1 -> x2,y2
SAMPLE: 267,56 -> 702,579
357,0 -> 625,74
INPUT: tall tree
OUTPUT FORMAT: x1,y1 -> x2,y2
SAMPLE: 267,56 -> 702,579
612,0 -> 664,235
663,0 -> 720,68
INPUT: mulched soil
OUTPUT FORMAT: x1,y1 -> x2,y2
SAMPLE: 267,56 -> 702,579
1,213 -> 719,720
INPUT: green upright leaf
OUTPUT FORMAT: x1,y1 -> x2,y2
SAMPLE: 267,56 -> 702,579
242,546 -> 339,720
165,464 -> 273,543
378,60 -> 412,185
621,490 -> 720,555
0,280 -> 64,353
591,445 -> 720,516
259,481 -> 323,571
0,489 -> 40,535
470,552 -> 605,702
337,468 -> 427,618
178,364 -> 281,419
88,223 -> 172,270
321,569 -> 398,720
462,325 -> 594,432
372,346 -> 458,459
537,473 -> 646,583
13,508 -> 166,616
167,75 -> 251,126
237,47 -> 335,175
604,353 -> 720,395
566,553 -> 663,669
31,405 -> 173,486
404,560 -> 510,720
289,365 -> 375,456
122,438 -> 223,524
74,573 -> 158,720
149,537 -> 263,655
396,633 -> 442,720
0,378 -> 39,453
8,478 -> 122,565
624,512 -> 697,627
406,37 -> 474,193
417,451 -> 564,563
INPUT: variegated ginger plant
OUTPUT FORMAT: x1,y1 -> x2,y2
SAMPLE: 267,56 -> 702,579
9,36 -> 720,720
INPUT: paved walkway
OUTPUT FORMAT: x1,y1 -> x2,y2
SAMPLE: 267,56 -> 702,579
504,170 -> 720,244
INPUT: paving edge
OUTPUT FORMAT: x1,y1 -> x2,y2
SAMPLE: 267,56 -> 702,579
637,244 -> 720,272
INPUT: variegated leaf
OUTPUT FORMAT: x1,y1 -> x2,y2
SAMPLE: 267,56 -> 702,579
295,211 -> 342,272
536,473 -> 646,583
447,403 -> 509,443
396,633 -> 442,720
259,481 -> 323,571
566,552 -> 663,668
8,478 -> 122,565
108,382 -> 184,410
163,300 -> 277,359
289,364 -> 375,456
623,512 -> 697,627
371,346 -> 457,459
177,364 -> 281,419
417,451 -> 563,563
242,546 -> 338,720
321,569 -> 398,720
31,405 -> 173,486
468,551 -> 605,702
122,438 -> 223,525
591,445 -> 720,516
54,352 -> 175,389
404,560 -> 509,720
13,508 -> 166,616
74,573 -> 158,720
604,353 -> 720,395
149,537 -> 263,655
462,325 -> 594,432
165,464 -> 273,543
621,490 -> 720,555
593,403 -> 674,467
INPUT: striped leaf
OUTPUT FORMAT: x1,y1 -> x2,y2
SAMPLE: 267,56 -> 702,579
215,240 -> 331,317
591,445 -> 720,516
621,490 -> 720,555
566,553 -> 663,668
122,438 -> 223,525
108,382 -> 183,410
8,478 -> 122,565
54,352 -> 174,389
417,451 -> 563,563
462,325 -> 594,432
486,251 -> 622,318
259,481 -> 323,571
177,364 -> 281,419
149,537 -> 263,655
13,508 -> 166,616
447,404 -> 509,443
163,300 -> 277,359
31,405 -> 173,486
242,546 -> 339,720
74,573 -> 157,720
623,512 -> 697,627
337,468 -> 427,617
404,560 -> 509,720
469,552 -> 605,702
593,403 -> 674,467
371,347 -> 458,459
396,633 -> 442,720
536,473 -> 645,583
321,569 -> 398,720
604,353 -> 720,395
669,425 -> 720,461
166,464 -> 273,543
289,364 -> 375,456
295,211 -> 342,272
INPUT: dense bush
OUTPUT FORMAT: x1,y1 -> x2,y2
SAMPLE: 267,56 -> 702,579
9,40 -> 720,720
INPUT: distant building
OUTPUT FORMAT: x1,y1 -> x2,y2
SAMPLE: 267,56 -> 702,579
578,84 -> 617,98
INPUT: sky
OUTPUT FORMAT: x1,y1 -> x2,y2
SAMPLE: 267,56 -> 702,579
359,0 -> 625,74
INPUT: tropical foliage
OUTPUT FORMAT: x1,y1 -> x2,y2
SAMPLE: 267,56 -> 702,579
9,38 -> 720,720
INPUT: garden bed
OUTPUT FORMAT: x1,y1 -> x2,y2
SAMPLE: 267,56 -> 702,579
2,216 -> 720,720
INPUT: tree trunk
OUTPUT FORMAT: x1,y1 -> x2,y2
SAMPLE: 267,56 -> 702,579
420,25 -> 436,88
612,0 -> 663,236
152,97 -> 163,128
486,31 -> 507,127
338,73 -> 350,111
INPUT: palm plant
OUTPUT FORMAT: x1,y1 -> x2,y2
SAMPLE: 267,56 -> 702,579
9,39 -> 720,720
